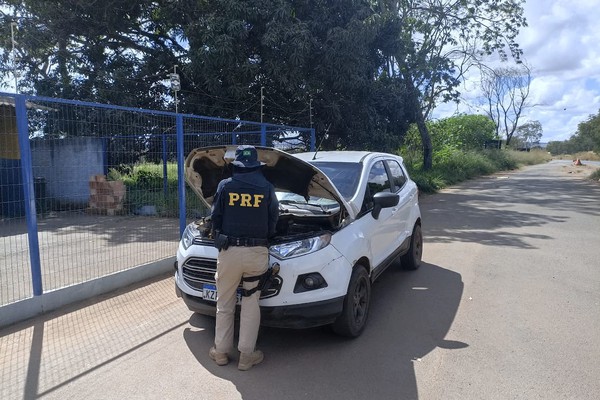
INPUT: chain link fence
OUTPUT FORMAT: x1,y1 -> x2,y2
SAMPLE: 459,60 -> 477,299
0,93 -> 314,306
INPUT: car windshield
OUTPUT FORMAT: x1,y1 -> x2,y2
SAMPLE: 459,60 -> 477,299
310,161 -> 362,200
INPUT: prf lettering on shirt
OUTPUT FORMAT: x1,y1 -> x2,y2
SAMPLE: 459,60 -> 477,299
228,193 -> 264,207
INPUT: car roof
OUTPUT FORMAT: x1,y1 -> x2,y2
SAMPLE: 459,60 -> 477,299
294,150 -> 403,164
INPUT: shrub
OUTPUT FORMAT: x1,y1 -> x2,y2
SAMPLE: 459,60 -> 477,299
402,148 -> 549,193
505,149 -> 551,166
108,162 -> 208,217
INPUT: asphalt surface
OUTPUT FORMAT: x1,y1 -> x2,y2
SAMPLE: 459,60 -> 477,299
1,160 -> 599,400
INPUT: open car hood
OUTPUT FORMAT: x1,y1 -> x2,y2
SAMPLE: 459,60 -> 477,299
184,146 -> 355,218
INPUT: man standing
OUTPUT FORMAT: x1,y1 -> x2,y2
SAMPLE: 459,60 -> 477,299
209,145 -> 279,371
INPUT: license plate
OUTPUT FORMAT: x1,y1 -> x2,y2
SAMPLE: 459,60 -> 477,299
202,284 -> 242,304
203,284 -> 218,302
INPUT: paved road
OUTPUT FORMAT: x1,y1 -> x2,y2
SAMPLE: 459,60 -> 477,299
1,160 -> 599,400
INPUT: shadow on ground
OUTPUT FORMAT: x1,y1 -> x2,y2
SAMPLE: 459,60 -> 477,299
420,164 -> 600,248
0,212 -> 179,244
0,274 -> 186,400
184,262 -> 464,400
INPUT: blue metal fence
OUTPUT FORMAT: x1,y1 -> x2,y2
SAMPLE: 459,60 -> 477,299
0,92 -> 314,306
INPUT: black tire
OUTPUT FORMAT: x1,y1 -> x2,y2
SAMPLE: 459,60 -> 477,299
401,223 -> 423,270
332,266 -> 371,338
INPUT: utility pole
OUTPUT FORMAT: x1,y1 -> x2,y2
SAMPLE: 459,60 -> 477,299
10,22 -> 18,93
260,86 -> 264,123
309,97 -> 313,128
169,65 -> 181,113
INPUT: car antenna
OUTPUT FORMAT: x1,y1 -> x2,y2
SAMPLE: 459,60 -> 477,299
312,124 -> 331,160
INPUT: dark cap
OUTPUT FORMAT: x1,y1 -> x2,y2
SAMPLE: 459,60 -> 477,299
231,145 -> 265,168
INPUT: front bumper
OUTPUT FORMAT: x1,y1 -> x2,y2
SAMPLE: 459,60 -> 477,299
176,285 -> 344,329
175,237 -> 352,329
260,297 -> 344,329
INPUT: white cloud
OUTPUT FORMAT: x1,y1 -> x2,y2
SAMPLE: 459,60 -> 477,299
520,0 -> 600,141
434,0 -> 600,143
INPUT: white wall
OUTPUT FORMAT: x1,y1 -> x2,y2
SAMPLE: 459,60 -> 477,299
31,137 -> 105,204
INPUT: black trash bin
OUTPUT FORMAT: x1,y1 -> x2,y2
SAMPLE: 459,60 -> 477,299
34,176 -> 47,215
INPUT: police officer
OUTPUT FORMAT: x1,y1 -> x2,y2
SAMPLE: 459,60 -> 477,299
209,145 -> 279,371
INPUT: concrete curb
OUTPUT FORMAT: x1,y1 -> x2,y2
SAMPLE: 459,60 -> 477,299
0,257 -> 175,328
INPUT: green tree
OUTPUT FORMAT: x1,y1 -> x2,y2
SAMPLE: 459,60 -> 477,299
372,0 -> 527,170
513,120 -> 542,149
547,110 -> 600,155
177,0 -> 414,150
1,0 -> 414,152
0,0 -> 527,159
0,0 -> 183,107
402,113 -> 496,167
575,110 -> 600,152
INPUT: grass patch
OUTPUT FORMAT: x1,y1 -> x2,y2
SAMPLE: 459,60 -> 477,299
550,151 -> 600,161
575,151 -> 600,161
404,148 -> 550,193
108,163 -> 208,217
505,149 -> 552,166
589,168 -> 600,181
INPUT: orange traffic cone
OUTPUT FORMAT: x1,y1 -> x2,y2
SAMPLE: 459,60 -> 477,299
573,159 -> 583,166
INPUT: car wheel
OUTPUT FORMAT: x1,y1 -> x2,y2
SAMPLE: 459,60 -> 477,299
332,266 -> 371,338
401,223 -> 423,270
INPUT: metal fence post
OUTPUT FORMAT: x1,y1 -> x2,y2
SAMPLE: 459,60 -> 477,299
15,95 -> 43,296
176,114 -> 186,237
162,133 -> 168,198
102,138 -> 109,176
260,124 -> 266,146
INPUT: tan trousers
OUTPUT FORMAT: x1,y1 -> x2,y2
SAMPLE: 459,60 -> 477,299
214,245 -> 268,354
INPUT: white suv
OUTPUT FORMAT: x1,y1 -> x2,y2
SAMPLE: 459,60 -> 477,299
175,146 -> 422,337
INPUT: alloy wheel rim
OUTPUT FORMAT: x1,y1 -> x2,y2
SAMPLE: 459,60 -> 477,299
353,277 -> 368,324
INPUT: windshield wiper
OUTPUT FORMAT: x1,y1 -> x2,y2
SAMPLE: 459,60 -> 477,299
279,199 -> 329,214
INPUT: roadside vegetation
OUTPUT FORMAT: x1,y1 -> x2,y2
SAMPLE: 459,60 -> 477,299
108,163 -> 206,218
108,108 -> 599,208
109,114 -> 557,210
404,149 -> 551,193
547,109 -> 600,158
544,109 -> 600,182
399,115 -> 552,193
109,147 -> 553,213
550,151 -> 600,162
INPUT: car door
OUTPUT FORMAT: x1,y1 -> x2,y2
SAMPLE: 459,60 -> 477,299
361,159 -> 398,268
385,158 -> 417,249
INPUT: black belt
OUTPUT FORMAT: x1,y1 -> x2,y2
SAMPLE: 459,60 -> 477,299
227,236 -> 269,247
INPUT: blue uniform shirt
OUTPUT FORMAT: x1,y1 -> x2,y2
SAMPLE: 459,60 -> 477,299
211,169 -> 279,239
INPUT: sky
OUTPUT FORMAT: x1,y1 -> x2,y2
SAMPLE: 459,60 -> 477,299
434,0 -> 600,143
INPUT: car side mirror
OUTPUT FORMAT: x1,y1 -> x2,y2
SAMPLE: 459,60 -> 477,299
371,192 -> 399,219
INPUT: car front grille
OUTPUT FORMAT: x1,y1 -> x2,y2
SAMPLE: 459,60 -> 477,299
182,257 -> 217,290
181,256 -> 282,299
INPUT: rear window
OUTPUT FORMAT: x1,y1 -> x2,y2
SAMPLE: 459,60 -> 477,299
310,162 -> 362,200
385,160 -> 407,191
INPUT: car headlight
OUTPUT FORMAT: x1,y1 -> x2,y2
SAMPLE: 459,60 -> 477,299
181,223 -> 200,250
270,233 -> 331,259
